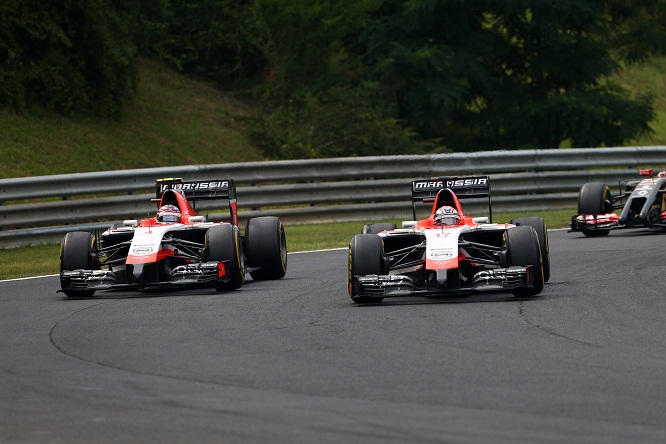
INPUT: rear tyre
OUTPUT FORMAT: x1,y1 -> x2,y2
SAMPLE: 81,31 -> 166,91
60,231 -> 97,298
348,234 -> 385,303
244,216 -> 287,280
205,224 -> 244,291
505,226 -> 544,298
510,217 -> 550,282
362,223 -> 397,235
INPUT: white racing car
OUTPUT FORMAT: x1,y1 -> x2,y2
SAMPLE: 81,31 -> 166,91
59,178 -> 287,297
348,175 -> 550,303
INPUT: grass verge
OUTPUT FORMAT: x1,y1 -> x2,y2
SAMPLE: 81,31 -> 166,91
0,209 -> 574,281
0,59 -> 262,179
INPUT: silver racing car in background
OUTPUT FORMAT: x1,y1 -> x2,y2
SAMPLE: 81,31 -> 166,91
570,169 -> 666,236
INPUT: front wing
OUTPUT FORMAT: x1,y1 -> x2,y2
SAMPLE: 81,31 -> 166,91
60,260 -> 229,292
354,265 -> 535,299
570,213 -> 666,233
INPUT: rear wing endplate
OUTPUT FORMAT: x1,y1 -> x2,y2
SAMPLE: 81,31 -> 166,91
411,175 -> 492,221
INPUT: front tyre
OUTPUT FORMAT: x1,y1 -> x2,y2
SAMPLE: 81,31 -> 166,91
578,182 -> 613,237
578,182 -> 612,215
60,231 -> 97,298
504,226 -> 544,298
244,216 -> 287,280
348,234 -> 385,303
510,217 -> 550,282
581,227 -> 611,237
205,224 -> 244,291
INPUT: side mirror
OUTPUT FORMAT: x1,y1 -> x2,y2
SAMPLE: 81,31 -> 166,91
402,220 -> 417,228
472,217 -> 488,224
189,216 -> 206,223
639,169 -> 653,177
123,219 -> 139,227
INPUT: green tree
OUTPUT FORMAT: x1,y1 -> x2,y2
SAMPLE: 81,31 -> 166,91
361,0 -> 665,149
248,0 -> 380,100
245,0 -> 432,158
146,0 -> 264,88
0,0 -> 141,117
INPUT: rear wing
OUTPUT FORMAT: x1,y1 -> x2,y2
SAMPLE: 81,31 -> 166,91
153,178 -> 238,225
411,175 -> 492,222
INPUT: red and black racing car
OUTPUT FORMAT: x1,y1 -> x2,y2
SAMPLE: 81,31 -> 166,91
59,178 -> 287,297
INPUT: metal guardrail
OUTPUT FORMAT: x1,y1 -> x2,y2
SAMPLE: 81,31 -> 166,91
1,146 -> 665,247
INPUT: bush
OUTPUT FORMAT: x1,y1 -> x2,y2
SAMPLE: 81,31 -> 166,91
248,85 -> 439,159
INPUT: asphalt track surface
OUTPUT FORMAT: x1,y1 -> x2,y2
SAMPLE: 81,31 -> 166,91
1,229 -> 666,443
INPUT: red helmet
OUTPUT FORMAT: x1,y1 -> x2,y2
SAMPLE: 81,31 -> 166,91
157,204 -> 180,223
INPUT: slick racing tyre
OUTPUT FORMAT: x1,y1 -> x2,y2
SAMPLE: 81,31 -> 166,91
60,231 -> 97,298
348,234 -> 385,303
244,216 -> 287,280
205,224 -> 244,291
510,217 -> 550,282
578,182 -> 612,215
581,227 -> 611,237
361,223 -> 397,235
578,182 -> 612,237
504,226 -> 544,298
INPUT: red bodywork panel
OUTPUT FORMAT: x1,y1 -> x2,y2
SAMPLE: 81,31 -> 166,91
415,189 -> 481,230
126,247 -> 174,265
411,189 -> 484,270
140,190 -> 199,227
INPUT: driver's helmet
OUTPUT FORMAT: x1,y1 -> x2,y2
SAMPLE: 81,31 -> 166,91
434,206 -> 460,226
157,204 -> 181,223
